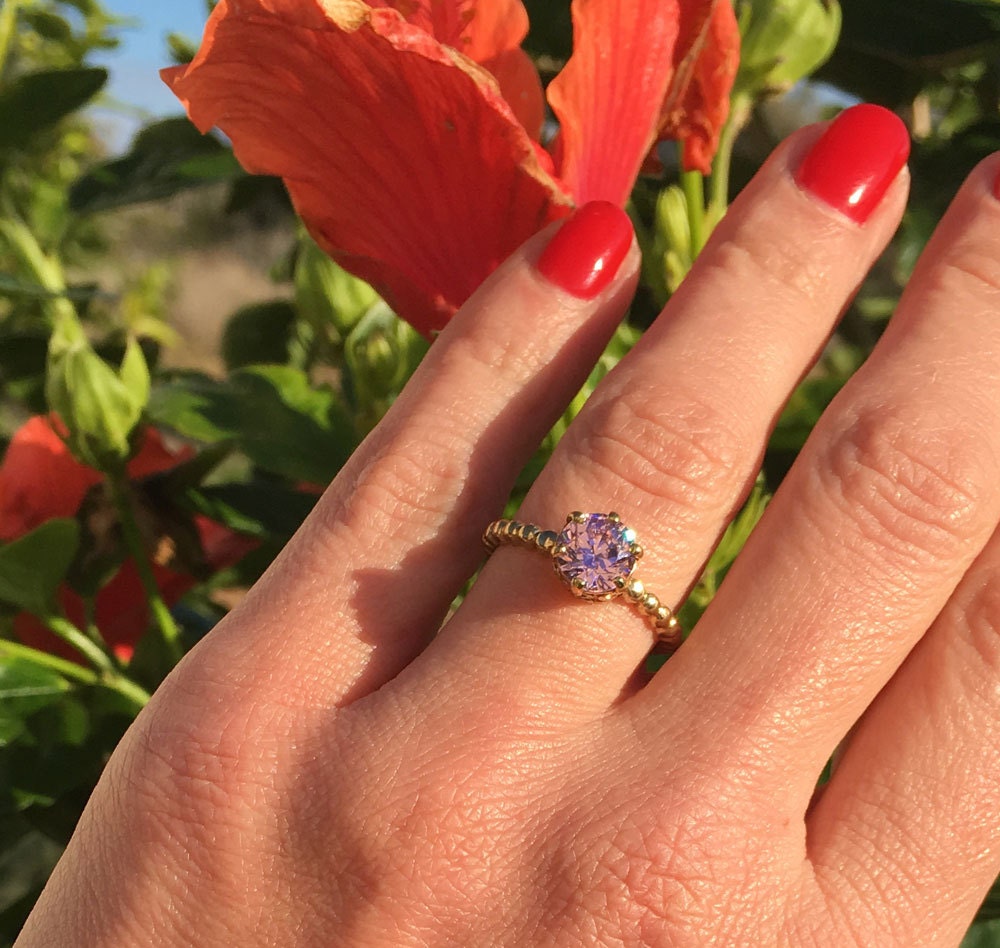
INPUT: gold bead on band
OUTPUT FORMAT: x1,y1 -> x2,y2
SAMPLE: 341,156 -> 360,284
482,512 -> 682,650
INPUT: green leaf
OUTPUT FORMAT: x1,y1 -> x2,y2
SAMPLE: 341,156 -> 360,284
0,520 -> 80,617
0,68 -> 108,151
0,327 -> 48,383
0,273 -> 111,302
976,873 -> 1000,924
221,300 -> 298,371
166,31 -> 199,64
962,918 -> 1000,948
0,660 -> 72,748
149,367 -> 358,484
118,336 -> 151,410
820,0 -> 1000,103
147,372 -> 239,444
22,10 -> 73,43
70,117 -> 243,213
231,366 -> 356,484
185,482 -> 317,539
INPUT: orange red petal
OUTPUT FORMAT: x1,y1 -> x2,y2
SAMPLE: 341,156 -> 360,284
481,46 -> 545,140
547,0 -> 685,206
658,0 -> 741,175
0,417 -> 186,541
165,0 -> 569,336
548,0 -> 739,203
367,0 -> 529,64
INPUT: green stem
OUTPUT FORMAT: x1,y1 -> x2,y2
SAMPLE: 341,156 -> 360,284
0,212 -> 76,323
45,615 -> 114,673
681,170 -> 707,258
106,469 -> 184,664
2,639 -> 151,712
709,96 -> 748,214
0,0 -> 20,80
102,673 -> 152,713
0,639 -> 99,686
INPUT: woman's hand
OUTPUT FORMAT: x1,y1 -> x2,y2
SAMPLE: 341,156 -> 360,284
18,104 -> 1000,947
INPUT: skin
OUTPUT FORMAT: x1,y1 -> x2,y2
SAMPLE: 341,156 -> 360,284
16,123 -> 1000,947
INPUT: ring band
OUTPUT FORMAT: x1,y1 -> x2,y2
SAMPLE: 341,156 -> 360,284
482,511 -> 683,650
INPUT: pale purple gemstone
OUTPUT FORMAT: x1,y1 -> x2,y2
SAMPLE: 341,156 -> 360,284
554,513 -> 637,597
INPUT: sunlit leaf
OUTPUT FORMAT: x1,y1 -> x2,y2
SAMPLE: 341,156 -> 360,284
0,520 -> 80,617
0,68 -> 108,150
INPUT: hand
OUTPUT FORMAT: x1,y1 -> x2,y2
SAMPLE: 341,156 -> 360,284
18,104 -> 1000,947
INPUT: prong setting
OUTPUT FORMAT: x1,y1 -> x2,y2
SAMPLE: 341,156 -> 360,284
483,512 -> 682,652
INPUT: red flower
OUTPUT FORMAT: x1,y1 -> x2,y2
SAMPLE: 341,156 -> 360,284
0,417 -> 252,664
164,0 -> 740,337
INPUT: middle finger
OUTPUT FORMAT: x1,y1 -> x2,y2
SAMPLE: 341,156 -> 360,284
424,105 -> 911,718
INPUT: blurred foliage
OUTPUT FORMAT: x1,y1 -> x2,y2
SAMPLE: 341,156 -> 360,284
0,0 -> 999,944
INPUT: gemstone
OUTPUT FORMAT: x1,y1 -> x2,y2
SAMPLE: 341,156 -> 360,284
553,513 -> 637,599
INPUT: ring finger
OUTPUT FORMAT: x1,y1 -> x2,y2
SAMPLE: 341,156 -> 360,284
426,104 -> 912,717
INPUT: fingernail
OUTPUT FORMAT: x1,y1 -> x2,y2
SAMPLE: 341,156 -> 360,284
796,103 -> 910,223
536,201 -> 633,299
994,165 -> 1000,201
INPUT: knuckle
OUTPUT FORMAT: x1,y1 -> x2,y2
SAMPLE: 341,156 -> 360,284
924,245 -> 1000,307
814,406 -> 991,563
577,391 -> 746,521
352,428 -> 469,529
702,223 -> 838,313
953,574 -> 1000,676
126,673 -> 287,827
440,322 -> 531,385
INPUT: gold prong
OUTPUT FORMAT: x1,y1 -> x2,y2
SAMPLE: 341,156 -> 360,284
570,578 -> 587,598
555,544 -> 569,556
569,511 -> 586,523
608,511 -> 620,522
632,543 -> 644,560
613,576 -> 627,590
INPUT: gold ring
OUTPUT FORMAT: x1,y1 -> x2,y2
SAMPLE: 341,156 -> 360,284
482,511 -> 682,650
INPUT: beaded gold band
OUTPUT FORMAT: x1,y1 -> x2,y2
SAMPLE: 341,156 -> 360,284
482,512 -> 682,650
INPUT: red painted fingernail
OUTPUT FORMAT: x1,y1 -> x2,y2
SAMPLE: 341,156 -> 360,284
994,164 -> 1000,201
536,201 -> 633,299
796,104 -> 910,223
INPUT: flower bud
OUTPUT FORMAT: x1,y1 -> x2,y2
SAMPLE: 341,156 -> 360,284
294,235 -> 380,338
344,303 -> 428,430
45,315 -> 150,470
735,0 -> 841,98
655,185 -> 694,296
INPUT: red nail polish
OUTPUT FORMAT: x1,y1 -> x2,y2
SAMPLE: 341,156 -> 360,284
796,104 -> 910,223
994,166 -> 1000,201
536,201 -> 633,299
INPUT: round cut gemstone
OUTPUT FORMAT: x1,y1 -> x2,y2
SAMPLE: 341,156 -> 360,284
554,513 -> 637,598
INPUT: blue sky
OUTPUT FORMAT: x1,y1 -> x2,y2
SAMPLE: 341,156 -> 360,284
93,0 -> 210,149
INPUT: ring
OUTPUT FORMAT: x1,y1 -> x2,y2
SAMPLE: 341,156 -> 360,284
482,511 -> 683,650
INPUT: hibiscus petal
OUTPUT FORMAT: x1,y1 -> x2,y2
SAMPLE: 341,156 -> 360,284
547,0 -> 685,206
463,0 -> 529,62
367,0 -> 529,63
0,417 -> 99,540
481,46 -> 545,140
165,0 -> 569,336
658,0 -> 740,175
